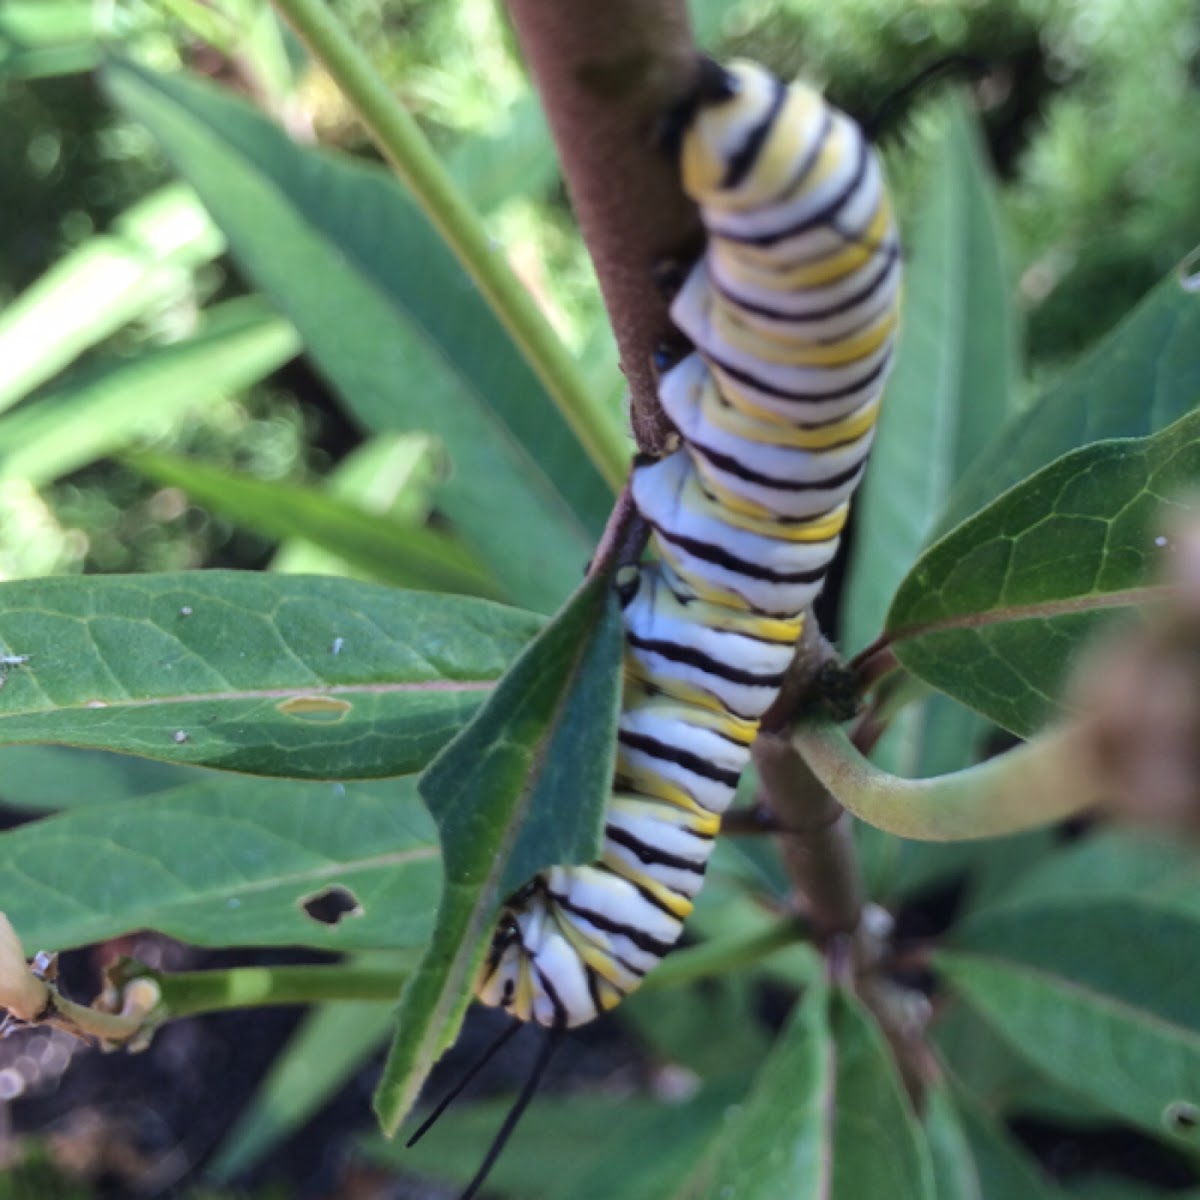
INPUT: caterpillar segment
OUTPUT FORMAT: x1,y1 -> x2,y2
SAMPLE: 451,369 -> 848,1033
474,56 -> 900,1031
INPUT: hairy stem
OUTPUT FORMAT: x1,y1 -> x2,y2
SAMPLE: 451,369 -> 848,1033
269,0 -> 629,490
754,730 -> 866,941
752,624 -> 868,941
505,0 -> 704,453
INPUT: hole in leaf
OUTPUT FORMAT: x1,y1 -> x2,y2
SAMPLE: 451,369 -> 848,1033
1180,245 -> 1200,293
301,885 -> 363,926
1164,1100 -> 1199,1135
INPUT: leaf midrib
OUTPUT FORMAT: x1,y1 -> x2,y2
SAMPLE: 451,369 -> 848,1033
943,948 -> 1200,1048
887,580 -> 1179,650
0,678 -> 494,718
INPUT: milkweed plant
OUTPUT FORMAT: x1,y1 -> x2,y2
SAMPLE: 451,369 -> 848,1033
0,0 -> 1198,1197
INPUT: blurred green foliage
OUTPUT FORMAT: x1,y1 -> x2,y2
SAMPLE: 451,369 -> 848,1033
1,4 -> 1199,1199
3,0 -> 1198,582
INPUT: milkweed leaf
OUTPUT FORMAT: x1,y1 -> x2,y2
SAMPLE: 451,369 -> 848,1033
678,981 -> 935,1199
373,574 -> 623,1135
0,572 -> 541,778
936,254 -> 1200,537
886,409 -> 1200,736
0,774 -> 439,952
939,900 -> 1200,1150
846,98 -> 1017,659
102,58 -> 614,613
123,449 -> 500,600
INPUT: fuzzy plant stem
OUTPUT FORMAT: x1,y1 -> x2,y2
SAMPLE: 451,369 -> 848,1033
505,0 -> 705,454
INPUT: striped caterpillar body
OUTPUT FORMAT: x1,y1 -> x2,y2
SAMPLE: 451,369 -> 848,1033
475,58 -> 901,1030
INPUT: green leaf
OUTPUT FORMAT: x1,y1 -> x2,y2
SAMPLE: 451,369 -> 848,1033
927,1083 -> 1068,1200
937,255 -> 1200,537
886,409 -> 1200,737
123,449 -> 500,599
206,994 -> 397,1182
0,184 -> 224,414
939,901 -> 1200,1149
372,1080 -> 744,1200
373,575 -> 623,1134
622,969 -> 772,1079
973,830 -> 1200,922
680,983 -> 935,1199
0,298 -> 299,487
269,433 -> 441,577
0,572 -> 542,779
0,746 -> 200,811
0,0 -> 102,78
445,95 -> 557,215
845,98 -> 1017,657
0,774 -> 439,952
924,1084 -> 983,1200
102,58 -> 615,612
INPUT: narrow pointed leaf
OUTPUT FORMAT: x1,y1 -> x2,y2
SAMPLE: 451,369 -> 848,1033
270,433 -> 440,577
0,183 -> 223,413
939,901 -> 1200,1150
373,575 -> 623,1134
925,1083 -> 1067,1200
937,254 -> 1200,536
845,98 -> 1017,657
0,774 -> 440,952
886,409 -> 1200,737
0,298 -> 299,487
0,572 -> 542,778
924,1085 -> 982,1200
955,1098 -> 1068,1200
102,58 -> 615,612
0,0 -> 103,78
123,449 -> 500,599
680,983 -> 935,1199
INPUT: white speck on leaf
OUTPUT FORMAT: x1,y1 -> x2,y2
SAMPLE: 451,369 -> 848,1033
332,636 -> 345,656
173,730 -> 190,744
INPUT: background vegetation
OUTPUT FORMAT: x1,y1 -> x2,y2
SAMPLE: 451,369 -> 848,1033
0,0 -> 1198,1197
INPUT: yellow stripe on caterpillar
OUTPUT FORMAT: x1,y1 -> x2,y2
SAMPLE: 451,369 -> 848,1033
701,377 -> 881,446
621,681 -> 761,745
681,63 -> 827,211
712,300 -> 897,367
553,912 -> 638,993
601,851 -> 696,920
711,199 -> 895,290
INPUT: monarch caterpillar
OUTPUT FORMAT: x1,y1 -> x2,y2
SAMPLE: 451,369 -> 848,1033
472,57 -> 901,1031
